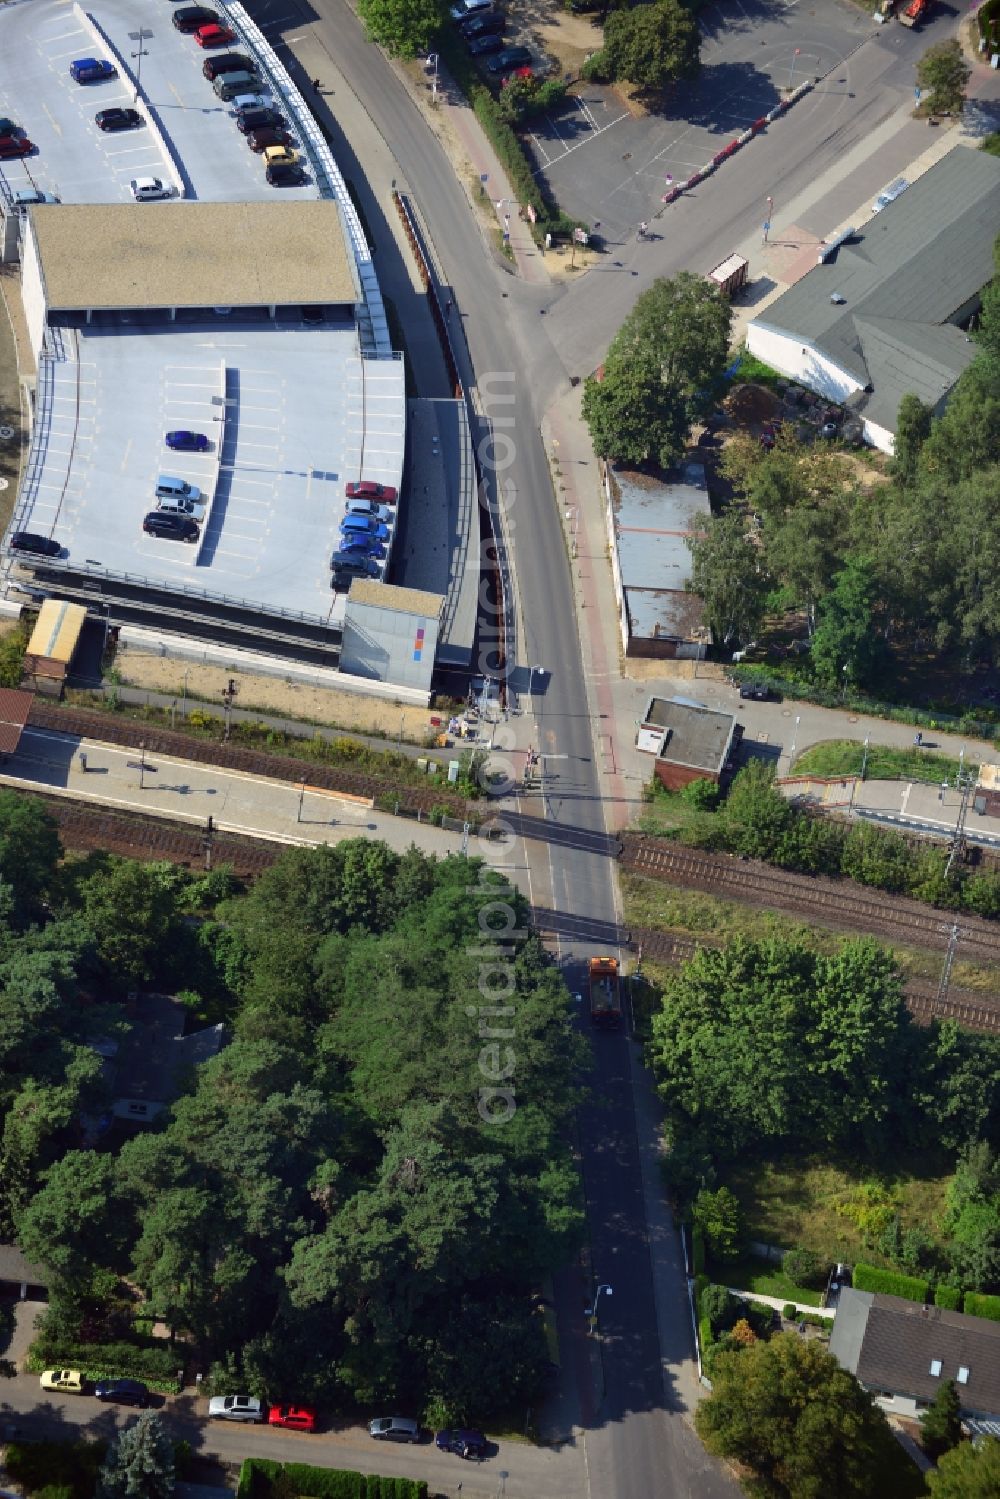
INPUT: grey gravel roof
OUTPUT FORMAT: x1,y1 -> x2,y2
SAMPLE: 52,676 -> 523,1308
832,1288 -> 1000,1418
752,148 -> 1000,432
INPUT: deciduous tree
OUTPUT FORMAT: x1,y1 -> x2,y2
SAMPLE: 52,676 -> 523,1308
927,1435 -> 1000,1497
603,0 -> 700,90
686,508 -> 769,649
695,1333 -> 911,1498
357,0 -> 445,59
917,39 -> 970,118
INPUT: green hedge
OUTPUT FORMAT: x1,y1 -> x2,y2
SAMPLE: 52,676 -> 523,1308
698,1314 -> 714,1354
694,1272 -> 710,1315
27,1337 -> 179,1388
851,1264 -> 930,1303
239,1461 -> 428,1499
692,1225 -> 706,1277
934,1285 -> 962,1311
964,1292 -> 1000,1322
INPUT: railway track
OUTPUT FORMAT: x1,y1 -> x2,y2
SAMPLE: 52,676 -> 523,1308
622,835 -> 1000,964
630,924 -> 1000,1035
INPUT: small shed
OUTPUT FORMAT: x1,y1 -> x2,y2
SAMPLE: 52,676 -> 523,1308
0,1243 -> 48,1300
23,599 -> 88,696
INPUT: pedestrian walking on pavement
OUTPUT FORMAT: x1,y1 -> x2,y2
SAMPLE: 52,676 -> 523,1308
312,77 -> 322,93
445,298 -> 453,316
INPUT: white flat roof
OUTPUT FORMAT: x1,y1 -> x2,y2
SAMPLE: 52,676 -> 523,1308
13,319 -> 405,626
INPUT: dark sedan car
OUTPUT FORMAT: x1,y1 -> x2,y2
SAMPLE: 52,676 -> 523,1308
435,1428 -> 488,1459
96,108 -> 143,131
486,45 -> 532,72
467,33 -> 504,54
165,430 -> 211,452
203,52 -> 254,80
339,539 -> 387,561
95,1379 -> 149,1407
739,682 -> 781,702
143,512 -> 198,543
10,531 -> 59,557
0,134 -> 33,158
462,12 -> 506,36
266,161 -> 305,186
237,107 -> 285,133
247,127 -> 290,152
172,6 -> 219,32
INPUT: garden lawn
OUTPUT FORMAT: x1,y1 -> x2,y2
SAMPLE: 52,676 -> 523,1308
794,739 -> 971,784
714,1255 -> 824,1307
725,1154 -> 952,1268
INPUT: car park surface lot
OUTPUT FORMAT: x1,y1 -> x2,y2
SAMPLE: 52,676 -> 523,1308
526,0 -> 872,239
0,0 -> 312,203
14,316 -> 402,624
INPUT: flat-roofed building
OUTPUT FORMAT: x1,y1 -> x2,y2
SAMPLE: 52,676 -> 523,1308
638,695 -> 741,792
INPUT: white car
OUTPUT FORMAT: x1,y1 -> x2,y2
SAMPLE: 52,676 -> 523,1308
451,0 -> 492,16
208,1394 -> 263,1423
131,176 -> 171,202
345,499 -> 394,524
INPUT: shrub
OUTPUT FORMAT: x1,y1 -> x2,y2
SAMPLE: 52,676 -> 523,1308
680,777 -> 720,811
782,1303 -> 797,1321
691,1224 -> 706,1276
964,1292 -> 1000,1321
782,1248 -> 824,1289
698,1313 -> 714,1353
851,1263 -> 930,1303
238,1464 -> 428,1499
6,1440 -> 106,1499
934,1284 -> 962,1311
700,1283 -> 741,1336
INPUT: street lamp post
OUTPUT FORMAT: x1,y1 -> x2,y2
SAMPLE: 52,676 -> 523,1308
128,29 -> 152,103
788,714 -> 801,769
585,1282 -> 613,1334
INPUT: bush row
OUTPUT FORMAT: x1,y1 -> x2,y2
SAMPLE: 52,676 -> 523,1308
238,1459 -> 427,1499
852,1266 -> 1000,1321
978,0 -> 1000,39
852,1264 -> 931,1302
674,766 -> 1000,918
27,1336 -> 179,1388
436,30 -> 581,237
5,1439 -> 107,1499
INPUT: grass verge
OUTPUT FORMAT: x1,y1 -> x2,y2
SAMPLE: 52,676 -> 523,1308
794,739 -> 971,783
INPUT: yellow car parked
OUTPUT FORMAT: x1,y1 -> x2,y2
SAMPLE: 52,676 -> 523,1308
262,145 -> 298,169
40,1368 -> 84,1393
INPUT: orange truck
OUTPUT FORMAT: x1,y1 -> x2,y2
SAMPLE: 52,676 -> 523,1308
589,956 -> 622,1028
900,0 -> 930,27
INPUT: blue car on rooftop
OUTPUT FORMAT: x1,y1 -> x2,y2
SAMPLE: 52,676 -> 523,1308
165,431 -> 211,452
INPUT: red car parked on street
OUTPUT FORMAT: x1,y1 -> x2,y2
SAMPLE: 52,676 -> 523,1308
268,1406 -> 316,1432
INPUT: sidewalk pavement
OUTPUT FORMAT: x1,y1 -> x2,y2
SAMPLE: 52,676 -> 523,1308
727,1289 -> 834,1319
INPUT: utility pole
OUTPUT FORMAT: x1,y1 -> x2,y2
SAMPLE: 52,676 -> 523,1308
936,921 -> 960,1007
945,758 -> 974,878
202,814 -> 215,872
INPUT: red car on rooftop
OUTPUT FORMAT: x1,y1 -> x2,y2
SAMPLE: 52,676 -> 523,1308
345,480 -> 397,503
0,134 -> 33,158
195,23 -> 236,47
268,1405 -> 316,1432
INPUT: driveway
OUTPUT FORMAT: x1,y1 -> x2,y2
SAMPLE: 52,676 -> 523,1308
4,1301 -> 43,1370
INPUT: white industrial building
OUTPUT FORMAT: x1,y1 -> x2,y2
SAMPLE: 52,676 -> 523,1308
746,149 -> 1000,454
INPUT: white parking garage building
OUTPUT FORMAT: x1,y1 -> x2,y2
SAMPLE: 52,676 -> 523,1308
9,199 -> 405,654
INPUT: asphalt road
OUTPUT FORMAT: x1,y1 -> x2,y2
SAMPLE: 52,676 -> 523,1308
0,1376 -> 575,1499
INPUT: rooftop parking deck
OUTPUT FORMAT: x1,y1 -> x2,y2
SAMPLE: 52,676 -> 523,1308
12,316 -> 405,626
0,0 -> 315,205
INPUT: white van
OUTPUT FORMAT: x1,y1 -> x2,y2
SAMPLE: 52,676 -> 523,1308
872,178 -> 909,214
